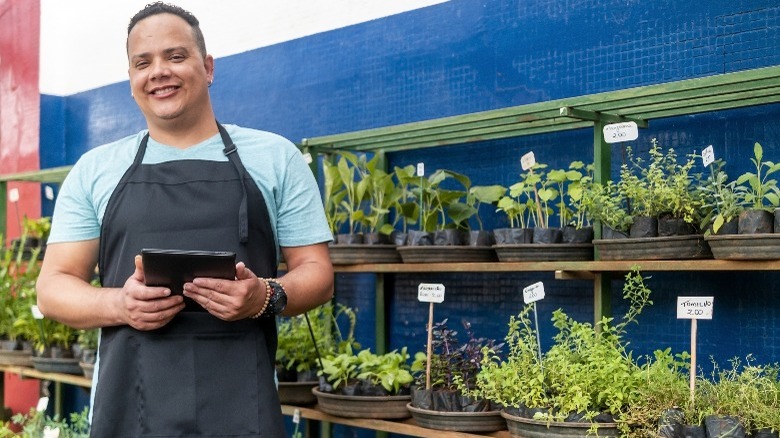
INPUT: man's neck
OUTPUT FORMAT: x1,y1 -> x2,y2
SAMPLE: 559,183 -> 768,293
146,114 -> 219,149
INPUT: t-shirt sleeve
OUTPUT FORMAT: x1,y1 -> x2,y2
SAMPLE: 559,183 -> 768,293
275,149 -> 333,247
47,159 -> 102,244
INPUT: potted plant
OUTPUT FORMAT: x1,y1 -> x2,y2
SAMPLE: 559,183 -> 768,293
407,319 -> 507,432
494,181 -> 535,244
583,180 -> 632,239
466,267 -> 652,437
388,164 -> 421,245
735,142 -> 780,234
556,161 -> 595,243
2,406 -> 90,437
77,329 -> 98,379
443,170 -> 505,246
276,302 -> 358,404
314,345 -> 414,419
0,236 -> 41,367
698,158 -> 744,236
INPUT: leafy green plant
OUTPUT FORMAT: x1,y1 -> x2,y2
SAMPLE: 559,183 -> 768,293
322,157 -> 348,236
1,406 -> 90,438
697,158 -> 744,235
582,181 -> 632,233
319,345 -> 414,395
735,142 -> 780,212
560,161 -> 594,229
495,182 -> 534,228
363,156 -> 403,236
390,165 -> 421,233
407,169 -> 465,232
442,170 -> 505,231
276,302 -> 359,379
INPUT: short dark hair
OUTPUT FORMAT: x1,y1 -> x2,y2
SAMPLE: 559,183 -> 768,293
127,2 -> 207,56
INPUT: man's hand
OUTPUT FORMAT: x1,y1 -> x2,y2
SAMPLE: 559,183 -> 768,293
182,262 -> 265,321
121,255 -> 185,330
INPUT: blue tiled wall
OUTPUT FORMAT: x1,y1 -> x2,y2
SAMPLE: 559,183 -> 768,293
40,0 -> 780,388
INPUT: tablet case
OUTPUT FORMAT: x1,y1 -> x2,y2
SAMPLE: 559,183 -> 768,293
141,249 -> 236,295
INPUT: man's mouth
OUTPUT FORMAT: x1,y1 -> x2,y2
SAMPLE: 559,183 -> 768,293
149,86 -> 178,95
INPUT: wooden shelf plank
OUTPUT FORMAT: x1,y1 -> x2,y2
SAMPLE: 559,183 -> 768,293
281,405 -> 509,438
331,259 -> 780,273
0,364 -> 91,388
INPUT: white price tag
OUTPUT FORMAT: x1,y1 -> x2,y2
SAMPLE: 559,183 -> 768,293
603,122 -> 639,144
9,188 -> 19,203
302,152 -> 313,164
31,305 -> 44,320
418,283 -> 445,303
36,396 -> 49,412
677,296 -> 714,320
293,408 -> 301,424
44,185 -> 55,200
416,162 -> 425,177
701,145 -> 715,167
523,281 -> 545,304
520,151 -> 536,170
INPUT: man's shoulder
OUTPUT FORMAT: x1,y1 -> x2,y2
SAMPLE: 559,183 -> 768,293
79,131 -> 144,163
225,125 -> 296,151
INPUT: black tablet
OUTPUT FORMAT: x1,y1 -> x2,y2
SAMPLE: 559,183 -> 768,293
141,248 -> 236,295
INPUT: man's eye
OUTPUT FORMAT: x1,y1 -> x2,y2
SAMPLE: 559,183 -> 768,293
134,61 -> 149,69
171,54 -> 185,62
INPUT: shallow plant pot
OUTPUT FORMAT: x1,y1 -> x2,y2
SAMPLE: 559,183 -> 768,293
433,229 -> 463,246
328,244 -> 401,264
278,381 -> 318,405
532,227 -> 562,244
705,234 -> 780,260
406,230 -> 433,246
657,217 -> 695,236
336,233 -> 364,244
407,403 -> 506,432
562,226 -> 594,243
493,243 -> 593,261
0,348 -> 33,367
465,230 -> 495,246
630,216 -> 658,238
738,209 -> 773,234
31,356 -> 83,375
397,246 -> 497,263
501,410 -> 619,438
594,235 -> 712,260
493,228 -> 533,244
312,388 -> 411,419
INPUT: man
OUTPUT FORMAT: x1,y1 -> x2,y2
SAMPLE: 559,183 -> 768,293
36,3 -> 333,437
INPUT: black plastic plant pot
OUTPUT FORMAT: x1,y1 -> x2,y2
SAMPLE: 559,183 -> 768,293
406,230 -> 433,246
683,424 -> 706,438
738,209 -> 774,234
630,216 -> 658,238
658,408 -> 685,438
703,415 -> 746,438
657,217 -> 695,236
363,232 -> 391,245
433,229 -> 463,246
465,230 -> 495,246
562,226 -> 594,243
459,395 -> 490,413
774,208 -> 780,233
493,228 -> 533,244
753,428 -> 780,438
337,233 -> 364,244
391,231 -> 408,246
532,227 -> 563,244
712,217 -> 739,235
602,226 -> 629,240
431,389 -> 462,412
410,387 -> 433,410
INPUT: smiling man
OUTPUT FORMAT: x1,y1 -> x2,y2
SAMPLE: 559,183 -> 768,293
35,3 -> 333,437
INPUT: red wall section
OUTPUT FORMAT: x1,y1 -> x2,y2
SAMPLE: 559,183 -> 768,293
0,0 -> 42,416
0,0 -> 42,241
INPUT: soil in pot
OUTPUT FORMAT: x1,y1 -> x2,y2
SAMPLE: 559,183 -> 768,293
532,227 -> 563,244
630,216 -> 658,238
738,209 -> 774,234
493,228 -> 533,244
562,226 -> 594,243
657,217 -> 695,236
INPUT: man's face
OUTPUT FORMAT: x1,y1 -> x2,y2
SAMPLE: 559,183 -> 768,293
127,13 -> 213,126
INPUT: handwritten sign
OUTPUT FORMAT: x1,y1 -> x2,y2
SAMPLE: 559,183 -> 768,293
8,188 -> 19,203
302,152 -> 313,164
44,185 -> 55,200
31,305 -> 44,320
520,152 -> 536,170
416,162 -> 425,177
701,145 -> 715,167
603,122 -> 639,144
418,283 -> 445,303
677,296 -> 714,320
523,281 -> 545,304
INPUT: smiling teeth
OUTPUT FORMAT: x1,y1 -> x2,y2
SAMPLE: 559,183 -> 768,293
152,87 -> 176,95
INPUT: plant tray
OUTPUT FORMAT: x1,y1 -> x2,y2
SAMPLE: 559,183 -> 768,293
704,234 -> 780,260
0,349 -> 33,367
31,357 -> 83,375
278,381 -> 318,405
397,246 -> 497,263
493,244 -> 593,262
501,410 -> 619,438
407,403 -> 507,432
312,388 -> 411,419
593,235 -> 712,261
328,244 -> 401,264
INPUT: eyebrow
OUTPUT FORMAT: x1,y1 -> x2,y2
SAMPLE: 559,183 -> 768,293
130,46 -> 191,62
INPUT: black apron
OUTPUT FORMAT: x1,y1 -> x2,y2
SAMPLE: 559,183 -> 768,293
92,124 -> 285,437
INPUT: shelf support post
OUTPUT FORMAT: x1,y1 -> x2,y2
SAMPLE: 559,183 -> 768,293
592,120 -> 612,325
0,181 -> 6,241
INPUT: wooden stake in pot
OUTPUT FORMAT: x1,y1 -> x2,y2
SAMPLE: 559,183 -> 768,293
418,283 -> 445,390
523,281 -> 546,371
676,296 -> 714,403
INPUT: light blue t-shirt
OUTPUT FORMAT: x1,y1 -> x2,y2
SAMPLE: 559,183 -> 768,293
49,124 -> 332,249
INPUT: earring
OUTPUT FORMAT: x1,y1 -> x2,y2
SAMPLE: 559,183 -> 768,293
208,79 -> 213,87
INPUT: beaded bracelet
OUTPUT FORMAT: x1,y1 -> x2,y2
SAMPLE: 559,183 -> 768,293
250,278 -> 272,319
